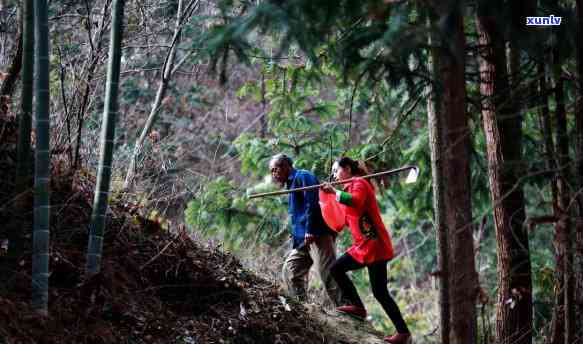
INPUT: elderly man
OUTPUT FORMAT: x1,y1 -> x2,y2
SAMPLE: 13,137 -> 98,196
269,153 -> 342,306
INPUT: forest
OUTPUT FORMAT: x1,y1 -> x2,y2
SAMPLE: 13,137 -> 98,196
0,0 -> 582,343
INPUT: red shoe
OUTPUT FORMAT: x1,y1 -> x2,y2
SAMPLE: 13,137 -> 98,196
336,305 -> 367,320
383,333 -> 411,344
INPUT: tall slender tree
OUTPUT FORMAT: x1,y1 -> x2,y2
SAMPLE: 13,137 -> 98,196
536,60 -> 568,343
428,1 -> 478,343
86,0 -> 126,276
550,19 -> 575,344
426,10 -> 450,344
506,4 -> 535,342
475,1 -> 532,342
15,0 -> 34,207
31,0 -> 50,316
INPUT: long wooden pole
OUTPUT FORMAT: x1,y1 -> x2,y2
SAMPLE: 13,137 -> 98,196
248,165 -> 418,199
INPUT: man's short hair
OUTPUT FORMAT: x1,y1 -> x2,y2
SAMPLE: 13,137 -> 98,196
270,153 -> 293,168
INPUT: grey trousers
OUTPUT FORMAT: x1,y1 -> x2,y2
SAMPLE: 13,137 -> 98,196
281,234 -> 343,306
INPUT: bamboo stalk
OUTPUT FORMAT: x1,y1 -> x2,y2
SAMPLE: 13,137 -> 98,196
248,165 -> 418,199
86,0 -> 125,277
32,0 -> 50,316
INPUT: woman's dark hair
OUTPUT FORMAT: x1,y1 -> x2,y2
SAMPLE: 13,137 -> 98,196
336,157 -> 377,191
336,157 -> 367,176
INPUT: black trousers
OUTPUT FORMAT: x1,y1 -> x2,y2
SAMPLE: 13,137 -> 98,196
330,253 -> 410,334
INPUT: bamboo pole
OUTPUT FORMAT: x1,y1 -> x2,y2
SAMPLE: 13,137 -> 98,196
248,165 -> 418,199
32,0 -> 50,316
86,0 -> 126,277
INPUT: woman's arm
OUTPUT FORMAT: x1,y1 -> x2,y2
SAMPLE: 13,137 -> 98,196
335,180 -> 367,208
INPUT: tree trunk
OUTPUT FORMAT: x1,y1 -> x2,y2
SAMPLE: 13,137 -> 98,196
426,11 -> 449,344
429,2 -> 478,343
550,48 -> 574,344
32,0 -> 50,316
15,0 -> 34,208
476,1 -> 532,342
86,0 -> 126,277
537,59 -> 565,343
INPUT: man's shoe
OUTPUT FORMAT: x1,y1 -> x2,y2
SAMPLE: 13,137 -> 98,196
336,305 -> 367,320
383,333 -> 412,344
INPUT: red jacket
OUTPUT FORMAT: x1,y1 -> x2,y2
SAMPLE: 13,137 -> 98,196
338,178 -> 394,264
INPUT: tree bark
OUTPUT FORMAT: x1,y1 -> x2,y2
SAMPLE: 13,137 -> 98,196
429,2 -> 478,343
86,0 -> 126,277
476,1 -> 532,342
537,59 -> 568,344
550,46 -> 574,344
426,10 -> 449,344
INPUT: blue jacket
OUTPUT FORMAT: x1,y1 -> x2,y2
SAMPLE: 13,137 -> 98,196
286,169 -> 332,248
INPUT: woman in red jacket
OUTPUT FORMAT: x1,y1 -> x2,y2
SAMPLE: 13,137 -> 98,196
321,157 -> 411,344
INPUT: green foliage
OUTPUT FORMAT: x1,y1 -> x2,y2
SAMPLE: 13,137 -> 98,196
205,0 -> 431,95
185,177 -> 235,235
234,61 -> 350,178
185,176 -> 289,249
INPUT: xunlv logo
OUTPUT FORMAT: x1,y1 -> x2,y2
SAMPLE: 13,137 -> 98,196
526,15 -> 562,26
